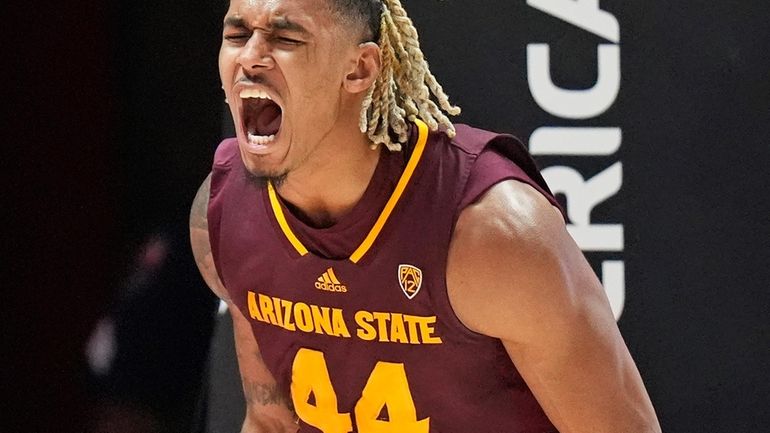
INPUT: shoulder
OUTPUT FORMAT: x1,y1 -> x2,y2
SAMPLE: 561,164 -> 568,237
451,179 -> 566,278
449,124 -> 528,159
438,123 -> 560,212
213,137 -> 240,170
190,173 -> 230,301
420,123 -> 506,160
446,179 -> 592,340
441,123 -> 510,158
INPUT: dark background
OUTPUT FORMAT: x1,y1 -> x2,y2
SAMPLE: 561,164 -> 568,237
6,1 -> 768,432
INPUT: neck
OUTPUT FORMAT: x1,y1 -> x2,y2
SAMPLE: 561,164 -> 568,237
275,125 -> 381,228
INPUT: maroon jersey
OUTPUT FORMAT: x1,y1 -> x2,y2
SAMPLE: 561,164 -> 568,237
209,120 -> 561,433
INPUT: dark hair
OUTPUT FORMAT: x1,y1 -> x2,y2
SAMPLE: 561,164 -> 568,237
327,0 -> 384,41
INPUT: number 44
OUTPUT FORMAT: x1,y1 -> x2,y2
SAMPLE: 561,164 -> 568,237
291,348 -> 430,433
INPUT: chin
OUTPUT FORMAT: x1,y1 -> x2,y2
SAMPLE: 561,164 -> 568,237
239,152 -> 289,186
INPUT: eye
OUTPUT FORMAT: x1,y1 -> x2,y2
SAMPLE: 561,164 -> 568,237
274,36 -> 303,46
224,33 -> 250,44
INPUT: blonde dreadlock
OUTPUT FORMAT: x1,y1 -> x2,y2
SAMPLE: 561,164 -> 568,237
359,0 -> 461,151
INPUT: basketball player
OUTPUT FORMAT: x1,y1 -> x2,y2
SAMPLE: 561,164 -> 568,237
191,0 -> 661,432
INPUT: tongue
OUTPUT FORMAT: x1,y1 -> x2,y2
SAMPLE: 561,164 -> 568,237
255,102 -> 282,136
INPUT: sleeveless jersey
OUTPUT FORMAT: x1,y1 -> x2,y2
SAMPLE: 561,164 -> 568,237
209,120 -> 561,433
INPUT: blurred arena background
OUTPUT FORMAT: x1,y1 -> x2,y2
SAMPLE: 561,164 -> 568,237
5,1 -> 768,432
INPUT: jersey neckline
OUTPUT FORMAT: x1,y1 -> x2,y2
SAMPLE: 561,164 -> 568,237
265,119 -> 430,263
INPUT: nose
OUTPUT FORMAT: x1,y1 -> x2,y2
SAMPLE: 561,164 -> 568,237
237,31 -> 275,71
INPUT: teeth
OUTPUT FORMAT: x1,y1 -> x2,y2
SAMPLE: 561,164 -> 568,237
247,132 -> 276,145
239,88 -> 272,100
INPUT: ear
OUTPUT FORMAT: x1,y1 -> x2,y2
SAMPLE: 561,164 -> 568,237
343,42 -> 381,94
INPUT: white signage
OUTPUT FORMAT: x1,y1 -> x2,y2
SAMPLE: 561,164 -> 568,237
527,0 -> 625,319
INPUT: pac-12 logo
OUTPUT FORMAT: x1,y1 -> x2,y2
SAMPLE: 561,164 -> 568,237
398,264 -> 423,299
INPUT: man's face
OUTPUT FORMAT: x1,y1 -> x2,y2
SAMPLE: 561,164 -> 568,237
219,0 -> 361,179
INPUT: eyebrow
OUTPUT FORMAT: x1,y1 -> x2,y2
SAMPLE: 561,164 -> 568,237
223,15 -> 310,36
223,16 -> 247,28
271,17 -> 310,35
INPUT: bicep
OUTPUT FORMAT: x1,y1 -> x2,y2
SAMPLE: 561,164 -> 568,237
497,253 -> 658,433
447,180 -> 659,433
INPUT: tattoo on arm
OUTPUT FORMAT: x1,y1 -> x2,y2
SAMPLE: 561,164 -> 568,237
190,175 -> 210,231
241,379 -> 298,432
243,381 -> 291,407
190,173 -> 229,300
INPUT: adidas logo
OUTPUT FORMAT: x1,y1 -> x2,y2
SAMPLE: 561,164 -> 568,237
315,268 -> 348,293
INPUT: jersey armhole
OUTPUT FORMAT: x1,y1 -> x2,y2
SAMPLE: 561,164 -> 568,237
457,146 -> 562,215
438,143 -> 566,340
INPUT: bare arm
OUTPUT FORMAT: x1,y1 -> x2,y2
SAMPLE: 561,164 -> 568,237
190,175 -> 298,433
230,302 -> 299,433
446,180 -> 660,433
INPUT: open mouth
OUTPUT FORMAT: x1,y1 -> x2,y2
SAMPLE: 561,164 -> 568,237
240,88 -> 283,146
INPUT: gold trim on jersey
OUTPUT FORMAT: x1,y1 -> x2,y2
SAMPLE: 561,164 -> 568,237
350,119 -> 429,263
268,119 -> 429,261
267,181 -> 309,256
